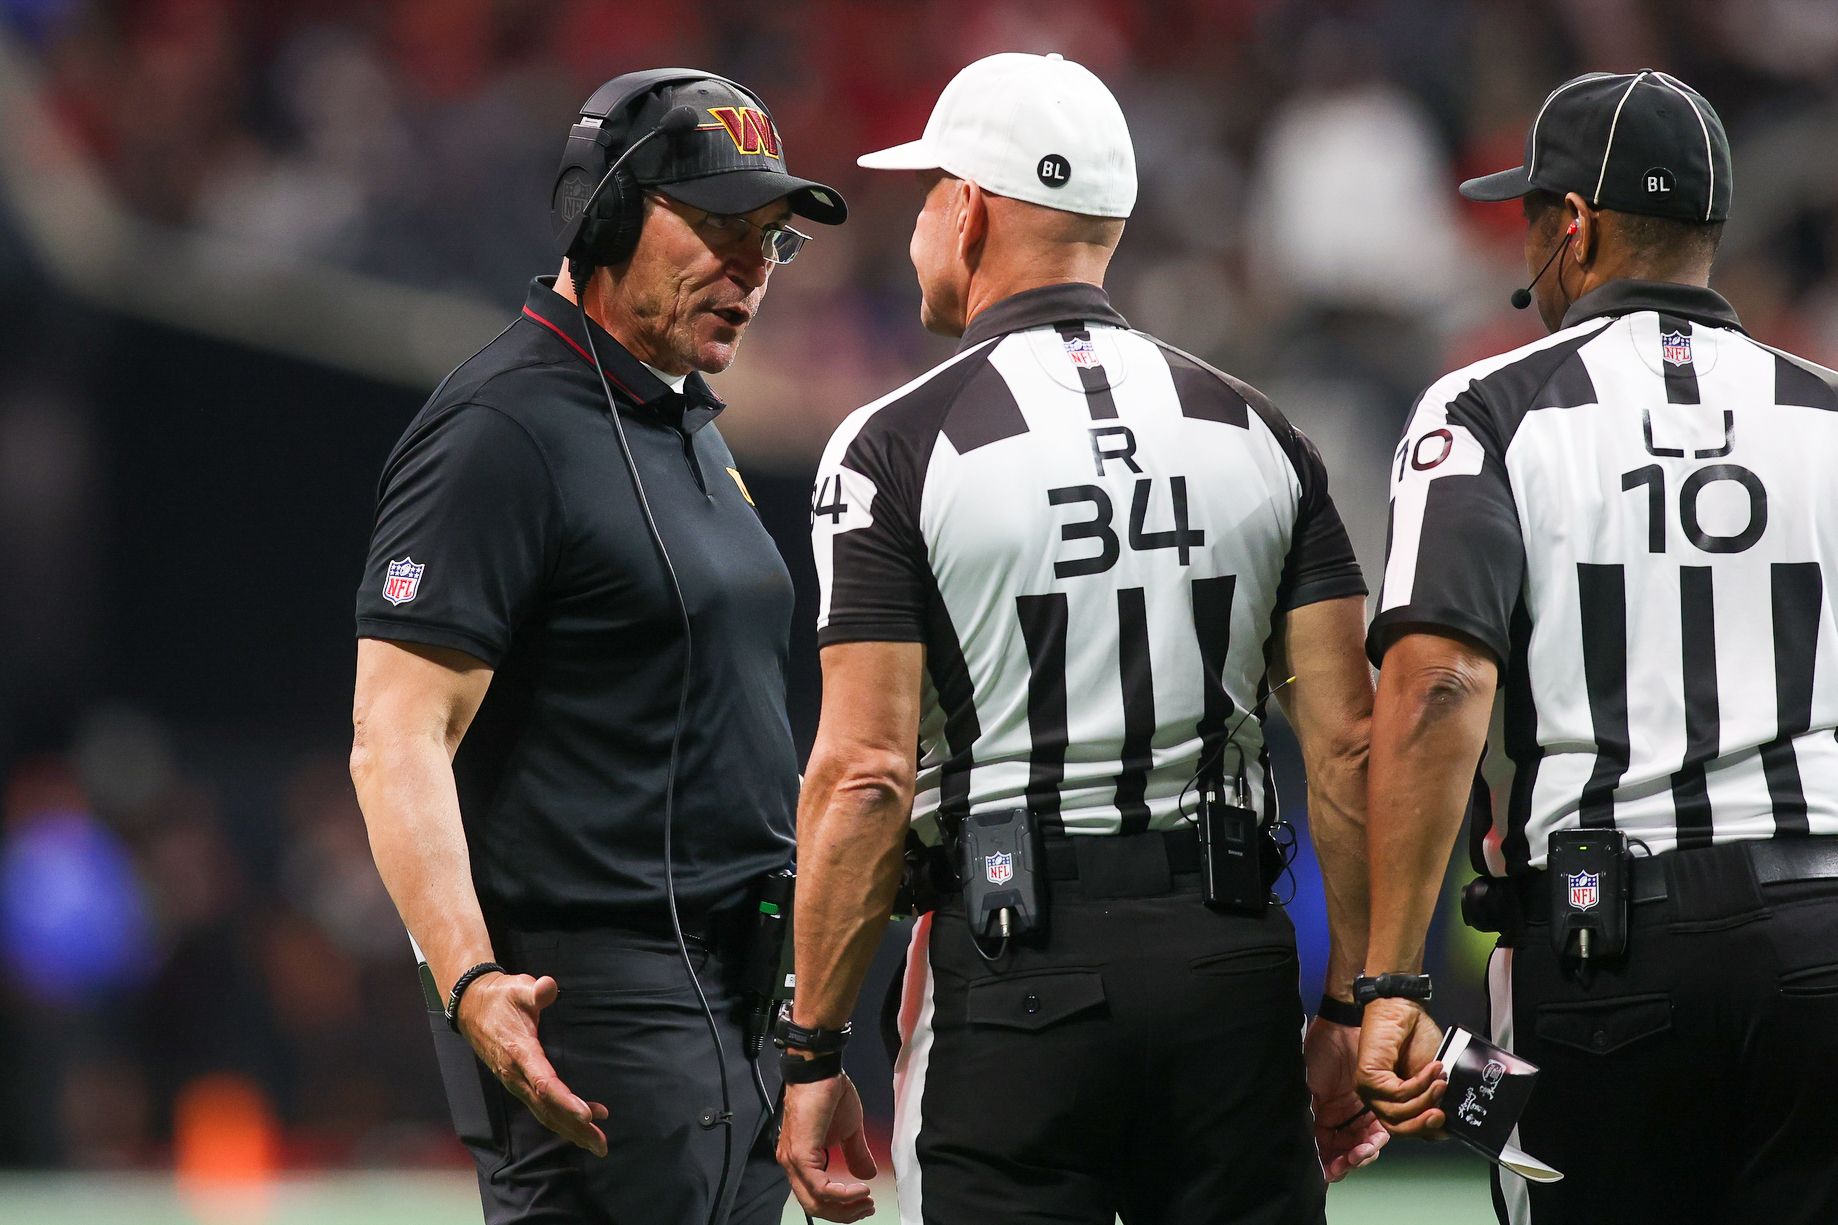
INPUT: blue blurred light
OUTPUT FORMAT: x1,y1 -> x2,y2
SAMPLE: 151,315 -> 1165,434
0,809 -> 154,1005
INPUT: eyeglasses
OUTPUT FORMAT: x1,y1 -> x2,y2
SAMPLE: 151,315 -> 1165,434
648,193 -> 812,265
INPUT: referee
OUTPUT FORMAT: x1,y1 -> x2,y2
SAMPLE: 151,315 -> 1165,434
1356,71 -> 1838,1225
776,53 -> 1384,1224
349,69 -> 844,1224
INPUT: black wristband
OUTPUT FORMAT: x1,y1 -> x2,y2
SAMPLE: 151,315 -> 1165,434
780,1048 -> 844,1084
1316,994 -> 1365,1027
444,961 -> 504,1032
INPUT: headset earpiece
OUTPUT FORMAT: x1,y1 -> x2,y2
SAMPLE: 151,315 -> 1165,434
550,67 -> 770,278
576,161 -> 647,268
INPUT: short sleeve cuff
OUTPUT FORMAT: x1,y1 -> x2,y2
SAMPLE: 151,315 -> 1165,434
1277,568 -> 1368,613
816,619 -> 928,648
1366,604 -> 1509,669
357,617 -> 505,668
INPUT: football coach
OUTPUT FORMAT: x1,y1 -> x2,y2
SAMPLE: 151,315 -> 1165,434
349,68 -> 844,1225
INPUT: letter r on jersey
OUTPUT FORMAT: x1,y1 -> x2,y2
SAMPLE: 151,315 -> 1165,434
1090,426 -> 1143,477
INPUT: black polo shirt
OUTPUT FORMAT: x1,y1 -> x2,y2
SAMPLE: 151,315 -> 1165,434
356,276 -> 797,929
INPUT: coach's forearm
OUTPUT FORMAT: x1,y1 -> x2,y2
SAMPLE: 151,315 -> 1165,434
791,749 -> 913,1034
1366,635 -> 1498,976
351,724 -> 495,1000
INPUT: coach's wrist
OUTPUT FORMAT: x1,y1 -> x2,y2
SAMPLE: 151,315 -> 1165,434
445,962 -> 506,1032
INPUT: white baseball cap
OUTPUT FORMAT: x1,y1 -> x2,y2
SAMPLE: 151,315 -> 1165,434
857,52 -> 1137,219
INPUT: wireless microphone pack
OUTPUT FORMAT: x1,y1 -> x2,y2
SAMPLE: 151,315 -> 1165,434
1197,785 -> 1269,913
957,807 -> 1045,941
1547,827 -> 1630,962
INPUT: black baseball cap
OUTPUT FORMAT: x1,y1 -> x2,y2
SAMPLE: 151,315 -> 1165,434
1460,70 -> 1731,222
625,78 -> 847,225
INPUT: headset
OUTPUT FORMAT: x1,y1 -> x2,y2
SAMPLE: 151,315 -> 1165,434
551,67 -> 777,281
553,69 -> 788,1225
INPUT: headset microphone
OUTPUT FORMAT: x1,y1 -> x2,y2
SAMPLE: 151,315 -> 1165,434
1511,219 -> 1579,310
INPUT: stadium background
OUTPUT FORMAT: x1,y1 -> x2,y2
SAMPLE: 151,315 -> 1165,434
0,0 -> 1833,1220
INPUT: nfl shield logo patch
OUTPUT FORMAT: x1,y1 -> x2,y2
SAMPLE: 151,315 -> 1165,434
1064,335 -> 1101,369
1567,870 -> 1599,911
1661,330 -> 1692,367
984,851 -> 1014,886
383,557 -> 425,606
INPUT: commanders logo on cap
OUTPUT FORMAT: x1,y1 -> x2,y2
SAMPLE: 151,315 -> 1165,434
702,106 -> 782,160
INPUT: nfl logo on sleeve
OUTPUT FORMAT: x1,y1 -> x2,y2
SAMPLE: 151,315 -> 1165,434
383,557 -> 425,606
984,851 -> 1014,885
1567,870 -> 1599,911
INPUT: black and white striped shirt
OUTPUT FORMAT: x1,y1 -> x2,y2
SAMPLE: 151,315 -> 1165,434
813,283 -> 1365,840
1373,279 -> 1838,874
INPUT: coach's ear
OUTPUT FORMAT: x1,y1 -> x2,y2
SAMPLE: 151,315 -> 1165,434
957,178 -> 989,269
1563,191 -> 1599,267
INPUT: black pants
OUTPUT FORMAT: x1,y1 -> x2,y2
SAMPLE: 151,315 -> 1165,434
891,835 -> 1324,1225
429,923 -> 785,1225
1489,843 -> 1838,1225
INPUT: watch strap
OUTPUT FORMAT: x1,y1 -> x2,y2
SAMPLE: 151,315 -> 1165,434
779,1048 -> 844,1084
773,1004 -> 852,1055
1352,972 -> 1434,1006
1316,994 -> 1365,1027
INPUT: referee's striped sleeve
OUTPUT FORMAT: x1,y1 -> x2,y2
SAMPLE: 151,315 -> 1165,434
1274,426 -> 1367,610
1368,382 -> 1523,666
811,403 -> 930,646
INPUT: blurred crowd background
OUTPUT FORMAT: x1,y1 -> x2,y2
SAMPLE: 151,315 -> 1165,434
2,0 -> 1836,1188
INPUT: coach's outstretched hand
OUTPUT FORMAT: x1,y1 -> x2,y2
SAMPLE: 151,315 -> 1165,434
458,971 -> 609,1157
1305,1013 -> 1389,1180
778,1073 -> 878,1223
1354,998 -> 1447,1138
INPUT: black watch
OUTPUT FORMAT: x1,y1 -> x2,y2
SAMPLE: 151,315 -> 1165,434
772,1003 -> 852,1055
1352,972 -> 1434,1007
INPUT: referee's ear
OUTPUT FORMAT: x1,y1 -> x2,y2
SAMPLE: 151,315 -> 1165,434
956,179 -> 989,268
1562,191 -> 1599,268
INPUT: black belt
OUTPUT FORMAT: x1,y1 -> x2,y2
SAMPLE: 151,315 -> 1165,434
908,823 -> 1203,910
1511,835 -> 1838,923
1041,824 -> 1203,881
